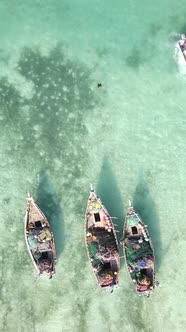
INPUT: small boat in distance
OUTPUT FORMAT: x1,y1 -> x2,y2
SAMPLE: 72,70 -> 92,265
24,194 -> 57,278
176,34 -> 186,61
123,201 -> 155,297
85,186 -> 120,291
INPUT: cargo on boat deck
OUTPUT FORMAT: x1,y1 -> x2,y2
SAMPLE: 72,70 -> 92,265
85,187 -> 120,291
24,194 -> 57,278
123,201 -> 155,297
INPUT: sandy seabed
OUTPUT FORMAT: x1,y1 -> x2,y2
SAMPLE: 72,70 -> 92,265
0,1 -> 186,331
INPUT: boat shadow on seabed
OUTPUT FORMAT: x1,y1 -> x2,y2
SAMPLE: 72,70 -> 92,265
96,157 -> 125,268
133,174 -> 162,273
36,170 -> 65,260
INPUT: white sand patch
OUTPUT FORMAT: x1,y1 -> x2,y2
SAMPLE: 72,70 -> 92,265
0,65 -> 35,100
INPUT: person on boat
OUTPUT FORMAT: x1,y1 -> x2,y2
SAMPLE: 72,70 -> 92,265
26,222 -> 34,234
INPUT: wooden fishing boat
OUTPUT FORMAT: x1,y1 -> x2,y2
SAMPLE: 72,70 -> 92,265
85,186 -> 120,291
123,201 -> 155,297
24,194 -> 57,278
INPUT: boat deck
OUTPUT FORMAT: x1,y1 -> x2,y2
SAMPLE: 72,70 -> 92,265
85,190 -> 119,289
25,196 -> 56,277
124,206 -> 155,296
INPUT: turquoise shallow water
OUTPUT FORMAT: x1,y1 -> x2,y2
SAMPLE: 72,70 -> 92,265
0,1 -> 186,331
